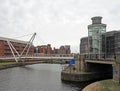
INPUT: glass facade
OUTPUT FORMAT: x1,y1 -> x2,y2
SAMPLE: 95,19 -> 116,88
80,37 -> 88,54
80,16 -> 120,59
88,16 -> 106,56
115,31 -> 120,54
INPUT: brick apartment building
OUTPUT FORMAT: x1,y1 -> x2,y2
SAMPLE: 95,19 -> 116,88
0,36 -> 34,56
36,45 -> 71,55
0,36 -> 71,56
53,45 -> 71,54
36,44 -> 52,54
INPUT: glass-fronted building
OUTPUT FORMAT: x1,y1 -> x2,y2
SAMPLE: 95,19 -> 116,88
80,37 -> 88,54
80,16 -> 120,59
105,31 -> 117,58
88,16 -> 106,57
115,31 -> 120,55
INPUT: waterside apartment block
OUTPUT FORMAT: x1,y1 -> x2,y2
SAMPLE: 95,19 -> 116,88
0,36 -> 34,56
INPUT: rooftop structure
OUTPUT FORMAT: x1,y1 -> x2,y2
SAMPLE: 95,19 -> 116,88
0,36 -> 28,44
91,16 -> 102,24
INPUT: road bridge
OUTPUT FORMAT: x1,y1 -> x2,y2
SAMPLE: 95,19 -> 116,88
80,55 -> 120,83
85,59 -> 115,64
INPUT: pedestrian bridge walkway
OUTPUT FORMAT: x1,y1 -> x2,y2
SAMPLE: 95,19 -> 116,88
0,54 -> 74,60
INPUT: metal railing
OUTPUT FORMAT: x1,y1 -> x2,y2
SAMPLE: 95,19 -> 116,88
82,53 -> 116,61
0,54 -> 74,60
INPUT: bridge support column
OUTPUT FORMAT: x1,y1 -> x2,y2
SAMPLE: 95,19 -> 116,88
113,63 -> 120,83
80,55 -> 88,72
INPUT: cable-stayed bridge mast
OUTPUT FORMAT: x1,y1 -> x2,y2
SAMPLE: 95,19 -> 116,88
6,33 -> 36,62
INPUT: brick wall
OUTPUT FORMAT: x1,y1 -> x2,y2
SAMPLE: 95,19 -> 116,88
0,40 -> 34,56
37,44 -> 52,54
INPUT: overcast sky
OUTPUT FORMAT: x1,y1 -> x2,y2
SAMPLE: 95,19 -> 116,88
0,0 -> 120,53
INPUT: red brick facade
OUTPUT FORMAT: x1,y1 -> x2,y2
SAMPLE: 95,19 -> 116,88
53,45 -> 71,54
0,36 -> 71,56
0,37 -> 34,56
37,44 -> 52,54
36,45 -> 71,55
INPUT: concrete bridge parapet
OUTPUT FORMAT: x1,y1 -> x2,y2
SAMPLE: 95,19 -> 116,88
61,54 -> 120,82
80,54 -> 120,83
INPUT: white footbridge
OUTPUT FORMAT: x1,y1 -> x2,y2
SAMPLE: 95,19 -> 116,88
0,33 -> 74,62
0,54 -> 74,60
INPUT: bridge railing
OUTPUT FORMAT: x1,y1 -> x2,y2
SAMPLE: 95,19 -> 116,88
0,54 -> 74,59
82,53 -> 116,61
21,54 -> 74,57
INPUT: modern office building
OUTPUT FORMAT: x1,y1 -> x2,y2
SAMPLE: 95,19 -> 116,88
80,30 -> 120,58
105,31 -> 117,58
80,37 -> 88,54
80,16 -> 120,59
115,30 -> 120,55
88,16 -> 106,56
103,30 -> 120,58
0,36 -> 34,56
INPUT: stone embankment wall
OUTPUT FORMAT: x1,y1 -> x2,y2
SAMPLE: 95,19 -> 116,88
61,71 -> 97,82
0,63 -> 23,70
61,71 -> 108,82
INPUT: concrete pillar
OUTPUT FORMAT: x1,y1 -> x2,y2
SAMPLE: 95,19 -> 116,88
77,55 -> 81,71
113,63 -> 120,82
75,61 -> 79,72
73,54 -> 81,72
80,55 -> 87,72
81,61 -> 88,72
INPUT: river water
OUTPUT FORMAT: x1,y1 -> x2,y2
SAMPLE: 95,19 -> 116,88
0,64 -> 89,91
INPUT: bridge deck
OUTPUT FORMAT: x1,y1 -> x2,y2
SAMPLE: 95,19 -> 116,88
85,60 -> 115,64
0,54 -> 74,60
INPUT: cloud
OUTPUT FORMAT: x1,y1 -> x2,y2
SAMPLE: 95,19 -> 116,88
0,0 -> 120,53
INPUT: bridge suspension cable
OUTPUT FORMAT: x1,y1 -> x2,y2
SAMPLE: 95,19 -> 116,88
20,33 -> 36,56
6,33 -> 36,62
34,33 -> 46,45
13,33 -> 34,39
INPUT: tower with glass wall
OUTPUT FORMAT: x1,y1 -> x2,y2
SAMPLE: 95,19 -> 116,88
88,16 -> 106,58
